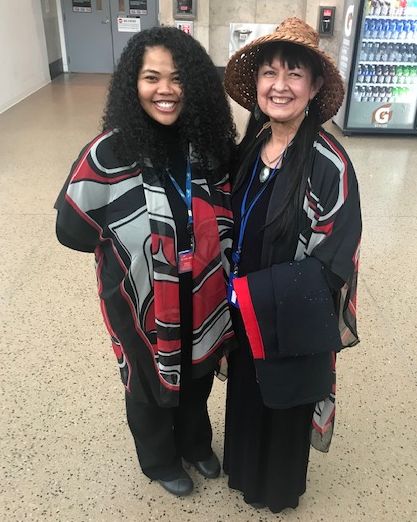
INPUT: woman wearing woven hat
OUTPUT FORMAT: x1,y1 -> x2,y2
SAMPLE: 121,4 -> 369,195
223,18 -> 362,512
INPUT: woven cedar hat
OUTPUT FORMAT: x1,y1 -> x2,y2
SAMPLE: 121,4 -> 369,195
224,17 -> 344,124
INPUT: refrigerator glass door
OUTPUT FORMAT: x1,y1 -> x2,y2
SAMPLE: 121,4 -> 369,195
347,0 -> 417,130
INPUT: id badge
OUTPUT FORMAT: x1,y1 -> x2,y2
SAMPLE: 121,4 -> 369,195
178,249 -> 193,274
227,272 -> 239,308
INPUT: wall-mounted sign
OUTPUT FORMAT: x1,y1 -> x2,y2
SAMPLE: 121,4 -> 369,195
175,20 -> 194,36
318,6 -> 336,37
72,0 -> 92,13
117,16 -> 141,32
229,23 -> 276,57
129,0 -> 147,15
173,0 -> 197,21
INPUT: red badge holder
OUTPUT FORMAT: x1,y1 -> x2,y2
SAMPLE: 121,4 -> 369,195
178,249 -> 193,273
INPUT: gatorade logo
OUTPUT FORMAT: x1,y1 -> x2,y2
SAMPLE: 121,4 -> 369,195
344,4 -> 355,37
372,104 -> 393,125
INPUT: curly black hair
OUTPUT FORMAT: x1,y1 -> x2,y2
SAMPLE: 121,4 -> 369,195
102,26 -> 236,170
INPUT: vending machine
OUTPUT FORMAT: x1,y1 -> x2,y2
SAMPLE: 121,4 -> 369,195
333,0 -> 417,134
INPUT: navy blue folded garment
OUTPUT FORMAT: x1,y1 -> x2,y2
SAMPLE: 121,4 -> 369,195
234,256 -> 342,360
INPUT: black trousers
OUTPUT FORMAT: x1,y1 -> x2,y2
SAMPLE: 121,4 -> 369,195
125,267 -> 215,481
125,369 -> 215,481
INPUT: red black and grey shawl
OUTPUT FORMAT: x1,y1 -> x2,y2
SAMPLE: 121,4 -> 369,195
233,129 -> 362,451
55,130 -> 235,406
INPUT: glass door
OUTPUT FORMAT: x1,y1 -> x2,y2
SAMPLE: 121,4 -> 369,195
347,0 -> 417,130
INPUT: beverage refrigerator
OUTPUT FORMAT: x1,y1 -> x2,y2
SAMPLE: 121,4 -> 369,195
333,0 -> 417,134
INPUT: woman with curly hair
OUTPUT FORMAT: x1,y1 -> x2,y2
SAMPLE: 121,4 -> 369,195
55,26 -> 236,497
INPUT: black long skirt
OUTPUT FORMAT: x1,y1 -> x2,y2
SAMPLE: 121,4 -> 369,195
223,332 -> 315,513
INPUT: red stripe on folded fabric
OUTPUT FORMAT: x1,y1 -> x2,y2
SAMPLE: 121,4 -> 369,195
233,276 -> 265,360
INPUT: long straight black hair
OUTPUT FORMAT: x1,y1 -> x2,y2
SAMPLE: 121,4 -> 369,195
236,42 -> 324,240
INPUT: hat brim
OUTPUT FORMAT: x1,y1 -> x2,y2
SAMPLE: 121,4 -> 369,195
224,33 -> 345,124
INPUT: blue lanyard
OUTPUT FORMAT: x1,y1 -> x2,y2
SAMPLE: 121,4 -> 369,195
167,157 -> 193,231
232,150 -> 280,273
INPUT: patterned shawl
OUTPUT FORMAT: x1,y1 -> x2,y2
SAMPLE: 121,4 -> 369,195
234,127 -> 361,451
295,130 -> 361,451
56,130 -> 234,405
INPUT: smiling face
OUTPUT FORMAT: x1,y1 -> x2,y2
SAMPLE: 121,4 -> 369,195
256,53 -> 322,129
137,46 -> 183,126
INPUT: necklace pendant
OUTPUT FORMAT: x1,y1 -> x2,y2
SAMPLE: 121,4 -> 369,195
259,166 -> 271,183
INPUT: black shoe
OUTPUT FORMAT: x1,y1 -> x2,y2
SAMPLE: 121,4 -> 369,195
157,469 -> 193,497
185,453 -> 221,479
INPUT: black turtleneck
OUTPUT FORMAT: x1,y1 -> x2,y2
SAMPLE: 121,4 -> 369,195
159,125 -> 194,381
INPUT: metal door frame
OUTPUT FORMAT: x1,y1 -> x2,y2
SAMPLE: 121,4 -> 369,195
59,0 -> 159,73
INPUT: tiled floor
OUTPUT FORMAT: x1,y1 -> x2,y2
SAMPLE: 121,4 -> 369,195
0,73 -> 416,521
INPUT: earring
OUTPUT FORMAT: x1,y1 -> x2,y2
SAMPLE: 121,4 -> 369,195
254,102 -> 261,121
304,103 -> 310,117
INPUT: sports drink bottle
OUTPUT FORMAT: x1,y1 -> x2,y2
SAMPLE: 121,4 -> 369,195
357,64 -> 364,83
377,64 -> 385,82
391,20 -> 399,39
397,65 -> 404,83
387,43 -> 396,61
380,42 -> 389,61
383,19 -> 391,39
364,19 -> 371,37
374,42 -> 381,60
360,42 -> 368,60
368,42 -> 375,61
397,19 -> 404,39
